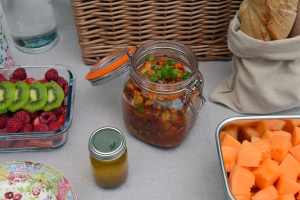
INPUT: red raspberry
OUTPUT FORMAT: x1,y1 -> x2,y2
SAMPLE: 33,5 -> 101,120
39,112 -> 57,125
0,128 -> 8,133
20,124 -> 33,133
14,111 -> 31,124
45,68 -> 59,81
56,77 -> 69,96
6,117 -> 24,133
52,106 -> 65,117
57,113 -> 66,126
12,68 -> 27,80
0,74 -> 7,83
33,124 -> 49,132
25,111 -> 38,120
9,76 -> 21,83
0,113 -> 9,129
48,121 -> 62,131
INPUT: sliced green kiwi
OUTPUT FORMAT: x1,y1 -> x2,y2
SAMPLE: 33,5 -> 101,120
43,82 -> 65,112
8,81 -> 30,112
23,81 -> 48,113
0,81 -> 15,111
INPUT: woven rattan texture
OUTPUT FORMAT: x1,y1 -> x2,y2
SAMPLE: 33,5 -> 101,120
71,0 -> 242,64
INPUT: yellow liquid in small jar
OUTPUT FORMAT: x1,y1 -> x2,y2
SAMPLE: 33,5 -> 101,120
90,149 -> 128,187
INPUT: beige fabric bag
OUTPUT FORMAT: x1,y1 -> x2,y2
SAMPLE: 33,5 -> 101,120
210,13 -> 300,114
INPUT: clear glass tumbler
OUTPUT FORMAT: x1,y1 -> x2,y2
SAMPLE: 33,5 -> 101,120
1,0 -> 59,53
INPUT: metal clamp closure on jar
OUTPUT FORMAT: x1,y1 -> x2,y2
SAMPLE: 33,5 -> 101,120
184,78 -> 206,114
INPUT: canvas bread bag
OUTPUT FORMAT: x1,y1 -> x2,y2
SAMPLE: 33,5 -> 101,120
209,13 -> 300,114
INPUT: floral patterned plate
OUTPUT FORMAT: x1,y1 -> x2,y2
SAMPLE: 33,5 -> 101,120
0,161 -> 76,200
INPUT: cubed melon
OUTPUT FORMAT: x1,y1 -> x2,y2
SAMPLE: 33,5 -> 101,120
277,194 -> 296,200
239,126 -> 261,142
282,119 -> 300,133
261,130 -> 291,140
221,133 -> 241,149
289,144 -> 300,163
279,153 -> 300,181
251,136 -> 261,142
292,127 -> 300,147
252,139 -> 272,162
276,175 -> 300,195
221,146 -> 239,172
228,165 -> 255,196
234,194 -> 252,200
238,140 -> 262,167
251,185 -> 279,200
222,124 -> 239,139
252,158 -> 283,189
256,120 -> 286,136
219,131 -> 226,141
271,135 -> 292,162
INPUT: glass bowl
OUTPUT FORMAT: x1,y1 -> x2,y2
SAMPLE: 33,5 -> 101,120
0,64 -> 75,152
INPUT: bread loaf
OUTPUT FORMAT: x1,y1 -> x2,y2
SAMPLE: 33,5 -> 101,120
239,0 -> 298,41
289,0 -> 300,37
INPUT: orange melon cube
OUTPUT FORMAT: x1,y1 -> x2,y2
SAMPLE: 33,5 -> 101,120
221,133 -> 241,149
234,194 -> 252,200
251,136 -> 261,142
277,194 -> 296,200
221,146 -> 239,172
256,120 -> 286,136
289,144 -> 300,163
222,124 -> 239,139
252,139 -> 272,162
252,158 -> 283,189
219,131 -> 226,141
261,130 -> 291,140
251,185 -> 279,200
239,126 -> 261,142
282,119 -> 300,133
271,135 -> 293,162
276,175 -> 300,195
238,140 -> 262,167
292,127 -> 300,147
228,165 -> 255,196
279,153 -> 300,181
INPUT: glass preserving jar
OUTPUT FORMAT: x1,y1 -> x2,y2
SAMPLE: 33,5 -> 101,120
88,127 -> 128,187
86,40 -> 206,147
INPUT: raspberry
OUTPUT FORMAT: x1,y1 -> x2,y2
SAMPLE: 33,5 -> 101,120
20,124 -> 33,133
9,76 -> 21,83
39,112 -> 56,125
48,121 -> 62,131
12,68 -> 27,80
33,124 -> 49,132
0,74 -> 7,83
52,106 -> 64,117
45,68 -> 59,81
0,128 -> 8,133
6,117 -> 24,133
14,111 -> 31,124
0,113 -> 9,129
56,77 -> 69,96
25,111 -> 38,120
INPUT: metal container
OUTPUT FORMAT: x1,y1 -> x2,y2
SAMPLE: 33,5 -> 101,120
215,115 -> 300,200
0,64 -> 75,152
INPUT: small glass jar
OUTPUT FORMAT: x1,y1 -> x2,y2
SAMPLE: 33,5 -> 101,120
88,127 -> 128,187
86,40 -> 206,147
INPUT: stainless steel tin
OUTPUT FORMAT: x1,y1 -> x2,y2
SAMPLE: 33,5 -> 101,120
215,115 -> 300,200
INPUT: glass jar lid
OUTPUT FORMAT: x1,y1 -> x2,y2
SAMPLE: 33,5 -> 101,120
85,46 -> 136,86
88,127 -> 126,161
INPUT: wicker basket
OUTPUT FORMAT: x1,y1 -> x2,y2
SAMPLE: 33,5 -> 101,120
71,0 -> 242,65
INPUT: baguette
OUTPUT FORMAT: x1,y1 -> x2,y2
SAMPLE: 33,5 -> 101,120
289,0 -> 300,37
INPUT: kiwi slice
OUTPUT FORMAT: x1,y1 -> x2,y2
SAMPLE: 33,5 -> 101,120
23,81 -> 48,113
8,81 -> 30,112
0,81 -> 15,111
43,82 -> 65,112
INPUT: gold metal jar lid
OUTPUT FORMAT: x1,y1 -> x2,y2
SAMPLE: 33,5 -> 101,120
88,127 -> 126,161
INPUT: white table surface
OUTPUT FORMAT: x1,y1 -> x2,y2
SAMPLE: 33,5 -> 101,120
1,1 -> 300,200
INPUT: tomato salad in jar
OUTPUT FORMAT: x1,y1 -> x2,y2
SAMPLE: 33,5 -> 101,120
122,55 -> 202,147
